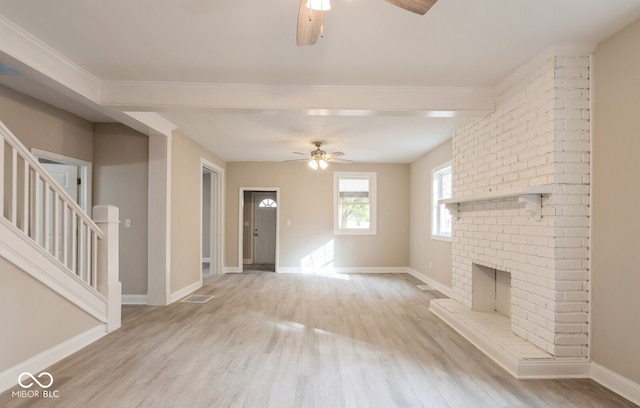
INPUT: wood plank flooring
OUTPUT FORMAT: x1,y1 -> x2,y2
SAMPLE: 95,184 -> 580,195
1,273 -> 637,408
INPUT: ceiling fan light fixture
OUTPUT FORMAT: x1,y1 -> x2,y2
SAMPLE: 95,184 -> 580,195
306,0 -> 331,11
308,157 -> 328,170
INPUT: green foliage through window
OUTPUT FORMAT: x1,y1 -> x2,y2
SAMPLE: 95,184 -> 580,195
334,172 -> 376,235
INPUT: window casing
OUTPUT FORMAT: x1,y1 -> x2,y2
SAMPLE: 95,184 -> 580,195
334,172 -> 377,235
432,163 -> 452,241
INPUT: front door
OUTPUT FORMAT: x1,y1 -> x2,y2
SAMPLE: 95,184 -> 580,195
253,192 -> 276,265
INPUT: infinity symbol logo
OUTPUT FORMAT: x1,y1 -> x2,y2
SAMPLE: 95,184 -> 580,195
18,372 -> 54,389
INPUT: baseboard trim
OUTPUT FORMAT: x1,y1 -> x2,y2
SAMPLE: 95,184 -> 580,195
122,294 -> 148,305
223,267 -> 242,273
0,324 -> 107,394
276,266 -> 407,274
430,299 -> 590,379
518,359 -> 591,379
170,280 -> 202,303
591,362 -> 640,406
406,267 -> 453,297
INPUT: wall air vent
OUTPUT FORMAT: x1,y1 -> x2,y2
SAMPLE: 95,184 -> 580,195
180,295 -> 215,303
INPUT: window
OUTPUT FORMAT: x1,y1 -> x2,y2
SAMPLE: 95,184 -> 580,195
432,162 -> 452,240
334,172 -> 377,235
258,198 -> 277,208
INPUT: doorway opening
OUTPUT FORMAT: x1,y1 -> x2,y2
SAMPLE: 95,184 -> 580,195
201,160 -> 224,278
238,188 -> 279,272
30,149 -> 92,270
32,148 -> 91,212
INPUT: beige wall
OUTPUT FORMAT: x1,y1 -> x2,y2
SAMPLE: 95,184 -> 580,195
592,17 -> 640,384
93,123 -> 149,295
225,162 -> 409,270
0,256 -> 100,371
170,131 -> 225,293
0,84 -> 93,162
409,139 -> 452,288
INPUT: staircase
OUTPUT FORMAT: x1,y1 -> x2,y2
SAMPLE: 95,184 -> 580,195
0,120 -> 121,391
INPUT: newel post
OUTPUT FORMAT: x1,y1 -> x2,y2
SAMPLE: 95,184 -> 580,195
93,205 -> 121,332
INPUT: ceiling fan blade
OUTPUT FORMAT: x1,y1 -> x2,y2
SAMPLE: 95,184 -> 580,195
327,151 -> 345,157
284,159 -> 310,163
297,0 -> 323,46
328,158 -> 353,164
384,0 -> 437,15
292,151 -> 311,156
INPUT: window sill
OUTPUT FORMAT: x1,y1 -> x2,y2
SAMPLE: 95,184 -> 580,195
431,234 -> 452,243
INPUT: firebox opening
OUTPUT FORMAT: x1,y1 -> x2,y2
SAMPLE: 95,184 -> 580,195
472,263 -> 511,317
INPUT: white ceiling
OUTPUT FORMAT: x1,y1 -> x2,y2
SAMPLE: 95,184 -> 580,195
0,0 -> 639,162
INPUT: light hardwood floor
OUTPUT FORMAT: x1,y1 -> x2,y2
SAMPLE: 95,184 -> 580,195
1,273 -> 636,408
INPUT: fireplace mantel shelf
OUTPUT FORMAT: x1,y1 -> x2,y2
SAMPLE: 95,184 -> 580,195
439,184 -> 552,220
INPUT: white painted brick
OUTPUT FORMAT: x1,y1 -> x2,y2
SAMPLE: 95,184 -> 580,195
555,151 -> 584,163
553,346 -> 588,358
535,307 -> 556,322
529,335 -> 554,353
561,184 -> 590,195
556,238 -> 587,248
556,312 -> 589,323
556,323 -> 585,334
556,303 -> 587,313
563,227 -> 589,238
551,194 -> 585,206
450,51 -> 590,359
555,174 -> 585,184
528,312 -> 550,330
558,270 -> 589,281
555,334 -> 589,346
536,326 -> 557,344
527,275 -> 555,290
563,291 -> 590,302
563,248 -> 589,260
555,281 -> 585,291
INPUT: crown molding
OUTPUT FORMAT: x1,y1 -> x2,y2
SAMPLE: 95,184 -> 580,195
0,14 -> 179,138
0,14 -> 102,103
123,112 -> 177,138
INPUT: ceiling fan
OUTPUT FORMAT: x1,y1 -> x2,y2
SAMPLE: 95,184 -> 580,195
297,0 -> 438,46
286,142 -> 352,169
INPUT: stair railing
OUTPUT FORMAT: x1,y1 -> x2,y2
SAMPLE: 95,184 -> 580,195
0,120 -> 103,290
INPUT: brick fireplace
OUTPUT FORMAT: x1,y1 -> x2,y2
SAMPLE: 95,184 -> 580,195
430,46 -> 591,377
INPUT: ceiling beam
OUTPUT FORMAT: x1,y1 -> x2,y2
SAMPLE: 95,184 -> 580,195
101,81 -> 496,116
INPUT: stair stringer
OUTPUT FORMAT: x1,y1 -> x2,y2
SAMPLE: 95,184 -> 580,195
0,217 -> 108,323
